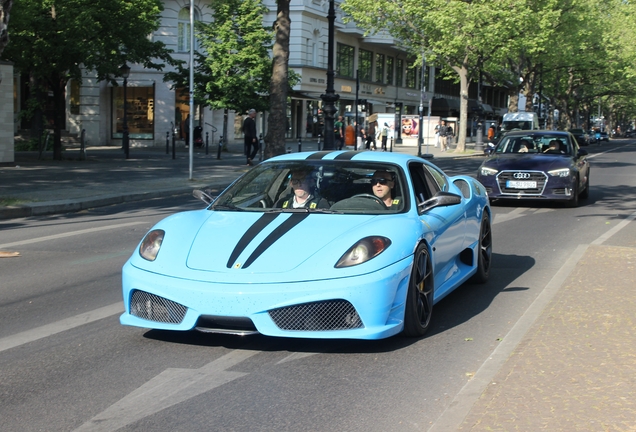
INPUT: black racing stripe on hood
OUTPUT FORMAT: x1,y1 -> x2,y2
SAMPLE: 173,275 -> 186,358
226,213 -> 281,268
334,151 -> 358,160
241,213 -> 310,269
306,151 -> 334,160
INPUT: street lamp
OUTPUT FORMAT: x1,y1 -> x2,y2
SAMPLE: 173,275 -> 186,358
320,0 -> 339,150
120,62 -> 131,159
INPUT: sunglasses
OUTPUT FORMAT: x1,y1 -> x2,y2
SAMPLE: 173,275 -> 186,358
371,178 -> 391,185
290,178 -> 307,186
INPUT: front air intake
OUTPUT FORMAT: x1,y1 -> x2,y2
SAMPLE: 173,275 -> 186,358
269,300 -> 363,331
129,290 -> 187,324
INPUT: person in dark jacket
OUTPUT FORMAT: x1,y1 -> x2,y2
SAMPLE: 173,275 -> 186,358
243,109 -> 258,166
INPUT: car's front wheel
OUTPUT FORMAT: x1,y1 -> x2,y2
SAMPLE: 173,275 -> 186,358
580,174 -> 590,200
403,243 -> 434,337
567,178 -> 579,208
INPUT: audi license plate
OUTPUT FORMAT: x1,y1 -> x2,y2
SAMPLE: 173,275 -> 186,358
507,180 -> 537,189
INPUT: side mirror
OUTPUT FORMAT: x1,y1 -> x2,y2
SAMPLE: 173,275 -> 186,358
484,147 -> 494,156
193,189 -> 215,205
418,191 -> 462,213
578,148 -> 588,157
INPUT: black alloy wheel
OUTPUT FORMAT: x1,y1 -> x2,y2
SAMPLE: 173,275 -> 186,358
470,211 -> 493,284
567,178 -> 579,208
403,243 -> 434,337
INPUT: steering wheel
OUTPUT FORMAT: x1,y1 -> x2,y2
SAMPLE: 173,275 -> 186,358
352,193 -> 387,208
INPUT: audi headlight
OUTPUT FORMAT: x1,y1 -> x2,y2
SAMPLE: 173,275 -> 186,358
548,168 -> 570,177
139,229 -> 164,261
335,236 -> 391,268
479,167 -> 498,176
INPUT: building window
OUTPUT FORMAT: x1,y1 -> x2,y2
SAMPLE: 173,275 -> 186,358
375,53 -> 385,83
359,49 -> 372,81
396,58 -> 404,87
406,63 -> 416,88
112,84 -> 155,140
177,7 -> 200,53
336,43 -> 355,78
70,80 -> 80,115
386,56 -> 394,85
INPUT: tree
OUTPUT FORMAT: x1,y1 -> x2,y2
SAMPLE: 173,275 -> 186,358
342,0 -> 560,151
166,0 -> 273,149
1,0 -> 173,160
265,0 -> 291,159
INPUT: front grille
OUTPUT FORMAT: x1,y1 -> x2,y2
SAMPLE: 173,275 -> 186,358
497,171 -> 547,195
269,300 -> 363,331
129,290 -> 187,324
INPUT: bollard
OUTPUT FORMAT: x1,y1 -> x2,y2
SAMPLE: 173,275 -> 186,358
298,136 -> 302,153
259,133 -> 264,161
172,130 -> 176,160
217,135 -> 223,160
166,131 -> 170,154
205,131 -> 209,155
390,136 -> 394,152
317,133 -> 322,151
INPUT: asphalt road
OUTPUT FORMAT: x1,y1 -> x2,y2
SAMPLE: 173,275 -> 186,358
1,142 -> 635,431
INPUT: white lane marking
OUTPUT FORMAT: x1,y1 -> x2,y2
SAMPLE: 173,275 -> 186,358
0,221 -> 147,249
592,210 -> 636,245
276,351 -> 317,364
0,303 -> 123,353
75,349 -> 259,432
491,207 -> 526,225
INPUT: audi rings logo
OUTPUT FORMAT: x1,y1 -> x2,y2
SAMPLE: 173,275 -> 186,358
513,172 -> 531,179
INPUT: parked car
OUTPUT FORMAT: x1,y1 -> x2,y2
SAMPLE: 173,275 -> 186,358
120,151 -> 493,340
568,128 -> 589,146
477,130 -> 590,207
599,131 -> 609,142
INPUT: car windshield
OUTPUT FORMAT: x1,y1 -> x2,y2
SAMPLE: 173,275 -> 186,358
501,121 -> 532,131
211,160 -> 409,214
495,134 -> 572,155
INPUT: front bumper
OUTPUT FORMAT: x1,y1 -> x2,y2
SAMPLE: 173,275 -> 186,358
478,171 -> 576,201
120,257 -> 413,340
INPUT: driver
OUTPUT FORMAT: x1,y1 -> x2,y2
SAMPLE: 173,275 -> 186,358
275,169 -> 329,209
371,170 -> 401,210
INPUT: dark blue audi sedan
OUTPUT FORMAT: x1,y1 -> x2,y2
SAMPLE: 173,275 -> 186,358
476,130 -> 590,207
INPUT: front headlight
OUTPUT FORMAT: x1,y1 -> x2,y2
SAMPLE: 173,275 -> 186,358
479,166 -> 498,176
139,229 -> 164,261
335,236 -> 391,268
548,168 -> 570,177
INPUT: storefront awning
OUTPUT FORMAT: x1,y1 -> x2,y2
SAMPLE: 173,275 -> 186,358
432,97 -> 460,113
481,103 -> 494,114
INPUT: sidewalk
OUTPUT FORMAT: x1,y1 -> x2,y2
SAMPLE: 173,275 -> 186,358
0,138 -> 478,220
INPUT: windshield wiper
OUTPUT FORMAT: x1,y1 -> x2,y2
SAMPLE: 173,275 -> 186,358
212,203 -> 245,211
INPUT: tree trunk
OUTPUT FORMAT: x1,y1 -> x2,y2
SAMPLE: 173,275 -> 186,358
264,0 -> 290,160
454,63 -> 469,152
51,77 -> 66,160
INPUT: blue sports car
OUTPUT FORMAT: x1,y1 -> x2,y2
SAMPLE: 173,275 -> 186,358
120,151 -> 492,340
477,130 -> 590,207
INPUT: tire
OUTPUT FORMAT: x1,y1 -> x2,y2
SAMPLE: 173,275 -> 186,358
579,174 -> 590,200
470,211 -> 493,284
403,243 -> 434,337
567,178 -> 579,208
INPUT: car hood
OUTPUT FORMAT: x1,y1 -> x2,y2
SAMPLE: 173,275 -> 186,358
482,154 -> 570,171
129,209 -> 416,283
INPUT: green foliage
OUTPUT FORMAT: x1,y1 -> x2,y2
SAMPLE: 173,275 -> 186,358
165,0 -> 273,114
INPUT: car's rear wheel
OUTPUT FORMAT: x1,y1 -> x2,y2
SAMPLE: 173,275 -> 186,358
470,212 -> 492,284
403,243 -> 434,337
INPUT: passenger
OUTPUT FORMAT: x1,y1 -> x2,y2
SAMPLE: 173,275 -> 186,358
543,140 -> 563,153
518,139 -> 532,153
275,169 -> 330,209
371,170 -> 401,210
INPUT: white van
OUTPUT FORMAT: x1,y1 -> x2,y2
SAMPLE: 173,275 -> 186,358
501,112 -> 539,131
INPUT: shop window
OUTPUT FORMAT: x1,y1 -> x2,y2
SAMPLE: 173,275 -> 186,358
406,63 -> 416,89
396,58 -> 403,87
336,43 -> 354,78
112,85 -> 155,140
359,49 -> 372,81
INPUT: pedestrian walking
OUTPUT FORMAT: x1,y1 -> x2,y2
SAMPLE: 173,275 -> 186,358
434,120 -> 441,148
243,109 -> 258,166
366,121 -> 377,150
439,120 -> 448,152
183,114 -> 191,147
380,122 -> 390,151
334,115 -> 345,150
356,122 -> 365,150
